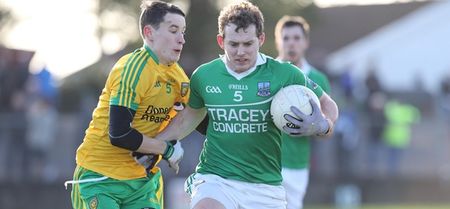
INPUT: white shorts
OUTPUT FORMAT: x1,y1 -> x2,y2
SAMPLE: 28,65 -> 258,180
281,168 -> 309,209
184,173 -> 286,209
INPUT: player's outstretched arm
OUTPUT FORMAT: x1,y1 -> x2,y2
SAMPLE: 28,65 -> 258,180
136,106 -> 206,154
134,106 -> 206,173
135,107 -> 206,153
109,105 -> 184,172
156,106 -> 207,141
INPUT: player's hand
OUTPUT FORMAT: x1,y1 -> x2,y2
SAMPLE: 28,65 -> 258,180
163,140 -> 184,174
283,98 -> 330,137
132,152 -> 158,172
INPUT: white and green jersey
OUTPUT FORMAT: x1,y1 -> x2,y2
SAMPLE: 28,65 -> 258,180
188,53 -> 323,185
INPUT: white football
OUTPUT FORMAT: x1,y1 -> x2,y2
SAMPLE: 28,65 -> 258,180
270,85 -> 321,133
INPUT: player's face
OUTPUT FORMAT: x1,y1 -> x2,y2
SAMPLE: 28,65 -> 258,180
218,24 -> 265,73
276,26 -> 309,64
148,13 -> 186,65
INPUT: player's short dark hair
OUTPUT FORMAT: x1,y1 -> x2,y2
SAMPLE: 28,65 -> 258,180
139,0 -> 185,36
218,1 -> 264,38
275,15 -> 310,40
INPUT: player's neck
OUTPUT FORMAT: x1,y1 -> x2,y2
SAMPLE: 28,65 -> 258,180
279,56 -> 305,70
296,59 -> 304,69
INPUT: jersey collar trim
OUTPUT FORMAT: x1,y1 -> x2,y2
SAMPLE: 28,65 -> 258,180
144,44 -> 160,65
275,57 -> 312,76
300,58 -> 312,75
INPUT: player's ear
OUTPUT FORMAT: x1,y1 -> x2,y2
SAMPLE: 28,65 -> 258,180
143,25 -> 154,41
258,32 -> 265,47
217,34 -> 225,49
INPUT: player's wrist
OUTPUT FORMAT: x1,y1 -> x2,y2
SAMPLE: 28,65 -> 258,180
163,140 -> 184,174
316,118 -> 332,137
162,141 -> 175,159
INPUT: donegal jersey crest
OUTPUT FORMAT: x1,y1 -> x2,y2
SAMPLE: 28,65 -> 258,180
89,197 -> 98,209
181,82 -> 189,97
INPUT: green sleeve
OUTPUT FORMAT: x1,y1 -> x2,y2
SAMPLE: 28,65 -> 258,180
309,69 -> 331,93
306,78 -> 324,98
285,64 -> 324,98
315,75 -> 330,93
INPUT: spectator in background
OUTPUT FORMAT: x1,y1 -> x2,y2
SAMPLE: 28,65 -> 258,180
383,99 -> 420,176
365,91 -> 387,176
0,50 -> 30,183
439,74 -> 450,140
441,74 -> 450,95
274,15 -> 331,209
364,62 -> 382,97
363,62 -> 387,177
340,68 -> 354,100
26,66 -> 58,182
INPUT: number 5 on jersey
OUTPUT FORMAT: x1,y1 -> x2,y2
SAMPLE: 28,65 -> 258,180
233,91 -> 243,102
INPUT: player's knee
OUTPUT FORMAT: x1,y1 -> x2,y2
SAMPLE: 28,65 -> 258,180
193,198 -> 227,209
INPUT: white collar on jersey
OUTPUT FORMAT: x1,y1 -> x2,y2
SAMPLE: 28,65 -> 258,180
221,53 -> 267,80
275,57 -> 312,76
301,58 -> 312,75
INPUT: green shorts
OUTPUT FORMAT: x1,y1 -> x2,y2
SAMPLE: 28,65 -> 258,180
71,166 -> 163,209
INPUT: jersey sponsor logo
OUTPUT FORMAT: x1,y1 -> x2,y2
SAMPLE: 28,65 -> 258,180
181,82 -> 189,97
257,81 -> 271,97
141,105 -> 171,123
207,108 -> 270,133
208,108 -> 270,122
205,86 -> 222,94
212,121 -> 268,133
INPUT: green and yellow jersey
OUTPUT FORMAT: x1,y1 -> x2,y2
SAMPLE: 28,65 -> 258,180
76,45 -> 189,180
189,54 -> 323,185
281,60 -> 331,169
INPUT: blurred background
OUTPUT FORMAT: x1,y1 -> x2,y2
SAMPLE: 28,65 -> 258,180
1,0 -> 450,208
